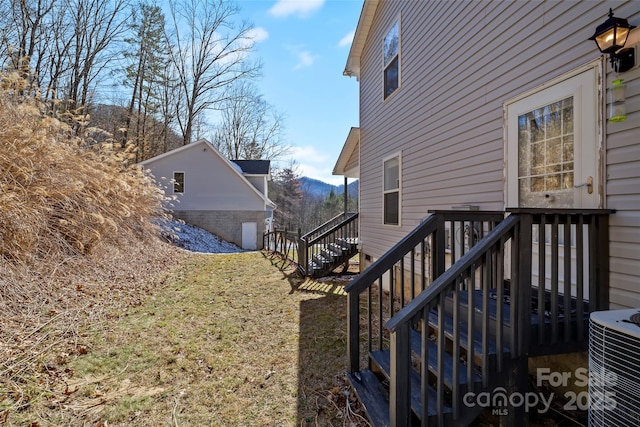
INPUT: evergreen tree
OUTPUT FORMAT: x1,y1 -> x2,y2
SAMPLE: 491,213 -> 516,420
270,165 -> 302,231
122,2 -> 170,161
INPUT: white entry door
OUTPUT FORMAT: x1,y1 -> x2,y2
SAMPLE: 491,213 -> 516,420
506,65 -> 601,209
505,63 -> 602,295
241,222 -> 257,250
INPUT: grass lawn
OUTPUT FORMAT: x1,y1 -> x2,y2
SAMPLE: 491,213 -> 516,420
5,251 -> 367,426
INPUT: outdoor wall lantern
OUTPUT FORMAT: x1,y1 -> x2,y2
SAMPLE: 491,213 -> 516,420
590,8 -> 636,73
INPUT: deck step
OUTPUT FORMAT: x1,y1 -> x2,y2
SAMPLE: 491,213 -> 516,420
403,330 -> 482,391
346,371 -> 390,427
308,240 -> 359,278
427,310 -> 510,368
369,351 -> 453,422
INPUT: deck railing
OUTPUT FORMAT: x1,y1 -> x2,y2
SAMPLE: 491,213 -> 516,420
345,211 -> 504,373
345,209 -> 612,425
301,212 -> 357,242
263,212 -> 359,276
263,228 -> 300,265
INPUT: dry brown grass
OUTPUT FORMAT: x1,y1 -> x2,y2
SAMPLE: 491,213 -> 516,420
0,72 -> 164,264
0,72 -> 182,424
1,252 -> 370,426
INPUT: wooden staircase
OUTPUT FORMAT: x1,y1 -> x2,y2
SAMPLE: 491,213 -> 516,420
299,212 -> 359,278
307,237 -> 358,277
345,210 -> 612,426
347,290 -> 511,427
262,212 -> 359,278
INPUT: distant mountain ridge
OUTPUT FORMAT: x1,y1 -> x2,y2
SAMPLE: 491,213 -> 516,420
299,176 -> 358,198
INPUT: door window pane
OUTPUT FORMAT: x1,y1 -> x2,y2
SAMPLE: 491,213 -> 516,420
517,97 -> 574,207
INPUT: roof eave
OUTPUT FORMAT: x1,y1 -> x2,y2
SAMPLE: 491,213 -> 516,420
344,0 -> 380,80
333,127 -> 360,178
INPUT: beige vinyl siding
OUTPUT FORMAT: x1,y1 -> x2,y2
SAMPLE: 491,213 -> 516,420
356,0 -> 640,311
606,42 -> 640,308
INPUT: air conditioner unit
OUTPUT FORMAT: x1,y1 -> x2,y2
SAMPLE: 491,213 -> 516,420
589,309 -> 640,426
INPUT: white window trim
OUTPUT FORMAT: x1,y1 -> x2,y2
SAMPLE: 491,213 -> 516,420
382,151 -> 402,227
383,15 -> 401,101
173,171 -> 185,194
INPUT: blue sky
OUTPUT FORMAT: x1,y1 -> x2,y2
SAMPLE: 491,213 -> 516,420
239,0 -> 362,185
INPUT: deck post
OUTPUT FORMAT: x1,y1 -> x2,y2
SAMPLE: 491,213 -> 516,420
389,324 -> 411,427
502,356 -> 529,427
298,233 -> 307,276
432,214 -> 446,280
516,213 -> 532,356
347,290 -> 360,373
595,214 -> 610,311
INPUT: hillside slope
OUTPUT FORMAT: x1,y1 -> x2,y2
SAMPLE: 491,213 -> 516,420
0,73 -> 185,421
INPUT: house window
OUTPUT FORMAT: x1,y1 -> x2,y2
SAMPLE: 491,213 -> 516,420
384,20 -> 400,99
383,155 -> 400,225
173,172 -> 185,194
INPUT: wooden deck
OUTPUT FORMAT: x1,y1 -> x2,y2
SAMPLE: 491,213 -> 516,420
345,209 -> 612,426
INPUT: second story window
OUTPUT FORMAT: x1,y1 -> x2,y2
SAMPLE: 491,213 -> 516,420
384,20 -> 400,99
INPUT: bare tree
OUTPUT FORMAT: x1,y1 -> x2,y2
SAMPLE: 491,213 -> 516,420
212,80 -> 287,160
65,0 -> 130,111
0,0 -> 56,92
166,0 -> 261,145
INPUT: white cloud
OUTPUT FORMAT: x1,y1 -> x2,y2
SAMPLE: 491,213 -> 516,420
268,0 -> 324,18
338,30 -> 355,47
248,27 -> 269,43
294,50 -> 318,69
282,145 -> 344,186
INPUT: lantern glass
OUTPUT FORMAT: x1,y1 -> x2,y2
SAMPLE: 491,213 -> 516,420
590,9 -> 635,54
594,26 -> 630,53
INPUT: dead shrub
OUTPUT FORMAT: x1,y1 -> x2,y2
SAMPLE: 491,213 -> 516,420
0,72 -> 165,264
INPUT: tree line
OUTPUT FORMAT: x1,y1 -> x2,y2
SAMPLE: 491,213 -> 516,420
0,0 -> 356,232
0,0 -> 285,162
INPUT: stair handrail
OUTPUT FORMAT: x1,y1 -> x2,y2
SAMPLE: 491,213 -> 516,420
385,214 -> 521,333
305,212 -> 358,246
346,211 -> 505,373
346,209 -> 613,426
300,211 -> 358,241
344,214 -> 440,295
384,214 -> 521,426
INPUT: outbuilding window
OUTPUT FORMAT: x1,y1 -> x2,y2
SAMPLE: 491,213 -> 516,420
173,172 -> 185,194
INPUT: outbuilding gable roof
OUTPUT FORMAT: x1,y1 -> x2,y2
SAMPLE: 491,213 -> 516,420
231,160 -> 271,176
